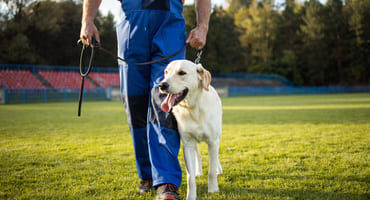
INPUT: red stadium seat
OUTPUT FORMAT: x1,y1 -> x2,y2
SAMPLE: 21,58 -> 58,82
0,69 -> 45,89
89,72 -> 120,88
38,71 -> 96,89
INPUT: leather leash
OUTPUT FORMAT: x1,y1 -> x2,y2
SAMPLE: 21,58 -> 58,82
77,38 -> 201,116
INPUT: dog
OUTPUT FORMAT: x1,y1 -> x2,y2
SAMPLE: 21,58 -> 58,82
159,60 -> 222,200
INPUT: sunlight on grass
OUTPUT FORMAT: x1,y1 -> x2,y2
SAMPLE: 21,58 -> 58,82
223,103 -> 370,110
0,93 -> 369,199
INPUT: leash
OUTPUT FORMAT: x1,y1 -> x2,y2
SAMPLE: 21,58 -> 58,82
77,39 -> 96,116
77,38 -> 202,116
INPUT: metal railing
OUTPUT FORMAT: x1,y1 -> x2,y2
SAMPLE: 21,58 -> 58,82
4,88 -> 107,104
0,64 -> 292,85
1,64 -> 369,104
228,86 -> 370,96
0,64 -> 118,73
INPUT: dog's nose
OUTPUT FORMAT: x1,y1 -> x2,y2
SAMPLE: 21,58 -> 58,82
159,82 -> 169,91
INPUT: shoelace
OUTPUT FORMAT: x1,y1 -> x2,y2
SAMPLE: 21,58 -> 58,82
140,179 -> 153,187
162,184 -> 178,194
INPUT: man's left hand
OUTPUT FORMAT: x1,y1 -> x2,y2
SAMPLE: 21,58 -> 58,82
186,26 -> 208,50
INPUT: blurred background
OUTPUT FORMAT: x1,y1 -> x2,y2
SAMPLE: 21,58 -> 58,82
0,0 -> 369,104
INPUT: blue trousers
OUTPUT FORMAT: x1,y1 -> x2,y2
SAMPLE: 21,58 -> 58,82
116,0 -> 186,188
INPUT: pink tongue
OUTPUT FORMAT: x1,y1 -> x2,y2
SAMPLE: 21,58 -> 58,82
161,94 -> 176,113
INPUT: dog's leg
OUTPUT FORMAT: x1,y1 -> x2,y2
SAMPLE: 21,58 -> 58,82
208,141 -> 220,193
194,145 -> 203,177
217,158 -> 222,175
183,142 -> 197,200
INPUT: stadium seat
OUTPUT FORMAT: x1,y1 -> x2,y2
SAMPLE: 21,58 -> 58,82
0,69 -> 45,89
38,71 -> 96,89
89,72 -> 119,88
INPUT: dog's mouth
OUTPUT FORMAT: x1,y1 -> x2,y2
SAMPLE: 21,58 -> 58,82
161,88 -> 189,113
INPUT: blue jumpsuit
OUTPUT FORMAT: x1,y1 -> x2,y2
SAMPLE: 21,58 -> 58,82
116,0 -> 186,188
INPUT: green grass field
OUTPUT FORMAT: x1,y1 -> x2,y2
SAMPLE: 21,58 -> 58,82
0,93 -> 369,199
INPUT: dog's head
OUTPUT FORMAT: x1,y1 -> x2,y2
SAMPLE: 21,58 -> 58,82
159,60 -> 211,113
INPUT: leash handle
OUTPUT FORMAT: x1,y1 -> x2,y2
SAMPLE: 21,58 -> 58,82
78,38 -> 98,77
77,37 -> 98,117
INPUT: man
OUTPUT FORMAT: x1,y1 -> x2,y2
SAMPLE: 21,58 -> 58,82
80,0 -> 211,199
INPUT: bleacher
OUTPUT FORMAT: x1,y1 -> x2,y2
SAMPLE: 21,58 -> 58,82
0,69 -> 45,89
0,67 -> 119,90
1,64 -> 294,90
89,72 -> 119,88
38,71 -> 96,89
1,64 -> 368,104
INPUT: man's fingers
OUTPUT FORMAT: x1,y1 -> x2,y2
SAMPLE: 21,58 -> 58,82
80,23 -> 100,46
93,31 -> 101,44
190,37 -> 205,50
80,34 -> 91,45
186,28 -> 206,50
186,31 -> 193,44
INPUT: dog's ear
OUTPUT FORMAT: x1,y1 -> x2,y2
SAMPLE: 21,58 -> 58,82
197,64 -> 211,91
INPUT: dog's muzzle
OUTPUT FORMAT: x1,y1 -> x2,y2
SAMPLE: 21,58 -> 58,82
160,84 -> 189,113
159,82 -> 169,92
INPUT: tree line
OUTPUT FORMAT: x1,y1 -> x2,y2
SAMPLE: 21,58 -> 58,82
0,0 -> 369,86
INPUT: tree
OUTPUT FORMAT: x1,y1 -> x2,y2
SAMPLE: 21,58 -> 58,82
234,0 -> 278,73
0,0 -> 116,67
345,0 -> 370,85
299,0 -> 328,85
184,5 -> 245,72
324,0 -> 347,84
227,0 -> 252,14
272,0 -> 303,85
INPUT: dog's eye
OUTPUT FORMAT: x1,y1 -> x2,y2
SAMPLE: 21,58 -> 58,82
178,71 -> 186,76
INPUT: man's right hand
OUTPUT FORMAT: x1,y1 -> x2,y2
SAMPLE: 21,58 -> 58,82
80,21 -> 100,46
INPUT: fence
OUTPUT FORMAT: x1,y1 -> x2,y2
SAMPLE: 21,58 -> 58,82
228,86 -> 370,97
3,88 -> 107,104
0,63 -> 118,73
2,86 -> 369,104
0,64 -> 291,85
213,72 -> 293,86
1,64 -> 370,104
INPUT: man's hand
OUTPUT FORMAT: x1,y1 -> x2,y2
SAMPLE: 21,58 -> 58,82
186,26 -> 208,50
187,0 -> 211,50
80,22 -> 100,46
80,0 -> 102,45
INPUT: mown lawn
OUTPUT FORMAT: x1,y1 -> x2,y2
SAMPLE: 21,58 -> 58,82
0,93 -> 369,199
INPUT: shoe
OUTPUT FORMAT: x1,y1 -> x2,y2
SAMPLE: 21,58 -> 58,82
155,183 -> 180,200
137,179 -> 153,195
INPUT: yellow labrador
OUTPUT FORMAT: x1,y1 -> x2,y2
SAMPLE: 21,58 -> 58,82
159,60 -> 222,200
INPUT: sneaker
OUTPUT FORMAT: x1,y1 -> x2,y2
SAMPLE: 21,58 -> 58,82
137,179 -> 153,194
155,184 -> 180,200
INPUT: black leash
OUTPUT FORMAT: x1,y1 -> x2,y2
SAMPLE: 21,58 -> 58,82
77,38 -> 201,117
77,38 -> 97,117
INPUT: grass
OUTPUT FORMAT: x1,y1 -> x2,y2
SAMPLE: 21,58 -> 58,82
0,93 -> 369,199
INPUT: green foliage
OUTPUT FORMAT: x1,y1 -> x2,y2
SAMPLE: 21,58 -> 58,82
0,0 -> 369,85
0,0 -> 116,67
184,6 -> 245,72
234,0 -> 278,73
345,0 -> 370,84
299,0 -> 328,85
228,0 -> 370,85
0,94 -> 369,199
